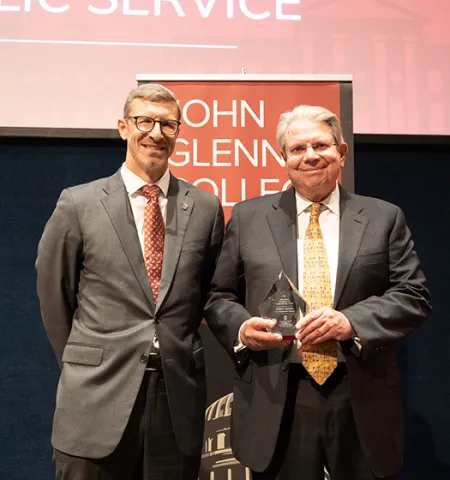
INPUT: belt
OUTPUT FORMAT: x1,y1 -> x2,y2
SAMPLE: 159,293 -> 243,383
145,353 -> 162,372
289,362 -> 347,381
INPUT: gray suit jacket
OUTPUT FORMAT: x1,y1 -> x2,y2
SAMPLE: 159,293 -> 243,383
205,185 -> 431,477
36,170 -> 235,459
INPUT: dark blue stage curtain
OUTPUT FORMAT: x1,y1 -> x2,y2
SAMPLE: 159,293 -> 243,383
0,136 -> 448,479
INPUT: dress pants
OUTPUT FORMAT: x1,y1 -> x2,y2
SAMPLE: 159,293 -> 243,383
252,364 -> 397,480
54,370 -> 201,480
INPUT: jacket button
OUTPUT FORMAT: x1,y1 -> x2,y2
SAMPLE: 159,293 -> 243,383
140,353 -> 148,363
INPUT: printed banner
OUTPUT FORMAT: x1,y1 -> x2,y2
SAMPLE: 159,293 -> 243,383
142,78 -> 351,479
149,79 -> 344,220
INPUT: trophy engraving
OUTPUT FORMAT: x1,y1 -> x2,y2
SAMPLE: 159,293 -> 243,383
259,271 -> 307,340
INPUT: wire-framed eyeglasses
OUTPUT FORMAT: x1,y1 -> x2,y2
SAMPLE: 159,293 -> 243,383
287,142 -> 337,157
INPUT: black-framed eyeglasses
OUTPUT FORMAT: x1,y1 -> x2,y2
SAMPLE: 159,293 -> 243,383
127,116 -> 181,135
288,142 -> 337,156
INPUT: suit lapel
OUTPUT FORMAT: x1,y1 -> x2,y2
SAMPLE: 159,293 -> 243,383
266,187 -> 298,287
100,170 -> 155,312
265,189 -> 298,368
156,175 -> 193,313
334,186 -> 368,307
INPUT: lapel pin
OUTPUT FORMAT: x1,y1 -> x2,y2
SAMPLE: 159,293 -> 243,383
181,202 -> 189,211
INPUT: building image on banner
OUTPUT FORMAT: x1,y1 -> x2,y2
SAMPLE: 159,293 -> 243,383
200,392 -> 331,480
200,393 -> 249,479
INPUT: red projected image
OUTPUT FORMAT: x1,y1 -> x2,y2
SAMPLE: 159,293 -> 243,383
0,0 -> 448,135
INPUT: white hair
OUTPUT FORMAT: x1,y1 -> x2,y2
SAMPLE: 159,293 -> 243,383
276,105 -> 345,154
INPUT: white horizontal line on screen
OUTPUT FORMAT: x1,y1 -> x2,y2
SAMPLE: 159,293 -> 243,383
0,38 -> 238,49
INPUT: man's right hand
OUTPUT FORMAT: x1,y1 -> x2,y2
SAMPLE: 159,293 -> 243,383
240,317 -> 286,351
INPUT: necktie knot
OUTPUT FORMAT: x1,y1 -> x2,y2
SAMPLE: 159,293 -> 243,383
141,184 -> 161,202
309,202 -> 323,223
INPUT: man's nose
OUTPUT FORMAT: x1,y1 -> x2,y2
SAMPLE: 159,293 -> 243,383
149,121 -> 163,140
304,145 -> 319,160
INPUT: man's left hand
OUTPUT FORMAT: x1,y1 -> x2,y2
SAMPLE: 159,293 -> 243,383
296,307 -> 355,345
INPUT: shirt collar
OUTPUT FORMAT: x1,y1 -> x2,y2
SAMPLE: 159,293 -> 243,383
295,182 -> 340,216
120,163 -> 170,197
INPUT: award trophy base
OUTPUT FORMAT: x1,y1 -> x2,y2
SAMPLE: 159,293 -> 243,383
281,334 -> 296,341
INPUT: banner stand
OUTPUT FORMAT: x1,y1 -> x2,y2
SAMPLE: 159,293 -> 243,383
136,74 -> 353,480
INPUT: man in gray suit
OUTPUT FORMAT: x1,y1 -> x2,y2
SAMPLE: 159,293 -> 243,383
36,84 -> 233,479
205,105 -> 431,479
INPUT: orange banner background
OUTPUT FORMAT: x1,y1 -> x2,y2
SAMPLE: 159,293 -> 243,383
152,80 -> 342,220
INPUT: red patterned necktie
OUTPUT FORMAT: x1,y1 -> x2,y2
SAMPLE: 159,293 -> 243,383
141,185 -> 165,302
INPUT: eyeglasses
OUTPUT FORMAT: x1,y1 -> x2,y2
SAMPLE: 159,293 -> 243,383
287,142 -> 337,156
127,116 -> 181,135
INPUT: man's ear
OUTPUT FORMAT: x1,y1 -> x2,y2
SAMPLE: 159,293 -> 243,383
339,143 -> 348,167
117,119 -> 128,141
281,150 -> 287,162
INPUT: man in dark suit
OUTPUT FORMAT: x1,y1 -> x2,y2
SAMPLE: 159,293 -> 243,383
205,105 -> 431,479
36,84 -> 234,480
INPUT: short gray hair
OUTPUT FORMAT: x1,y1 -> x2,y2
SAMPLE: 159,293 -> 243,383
276,105 -> 345,154
123,83 -> 181,119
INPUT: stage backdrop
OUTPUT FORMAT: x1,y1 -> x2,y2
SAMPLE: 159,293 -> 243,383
138,75 -> 353,479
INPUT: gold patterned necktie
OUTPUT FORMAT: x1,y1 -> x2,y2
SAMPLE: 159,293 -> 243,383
141,184 -> 165,302
302,202 -> 338,385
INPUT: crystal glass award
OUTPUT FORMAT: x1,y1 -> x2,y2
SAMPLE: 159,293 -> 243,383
259,271 -> 308,340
